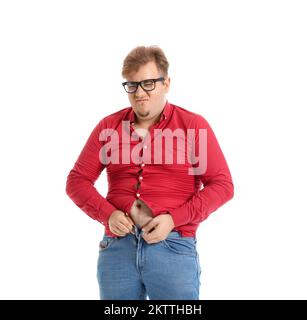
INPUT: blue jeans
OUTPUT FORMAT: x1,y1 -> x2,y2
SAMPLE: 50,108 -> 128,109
97,224 -> 202,300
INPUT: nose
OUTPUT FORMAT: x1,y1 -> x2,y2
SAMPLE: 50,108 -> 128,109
135,84 -> 147,96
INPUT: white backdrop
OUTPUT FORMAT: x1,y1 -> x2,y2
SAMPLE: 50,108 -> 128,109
0,0 -> 306,300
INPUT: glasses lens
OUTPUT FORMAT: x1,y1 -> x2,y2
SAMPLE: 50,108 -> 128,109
141,80 -> 155,91
124,83 -> 138,93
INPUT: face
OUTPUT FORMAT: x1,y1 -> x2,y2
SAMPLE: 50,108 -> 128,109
125,61 -> 170,125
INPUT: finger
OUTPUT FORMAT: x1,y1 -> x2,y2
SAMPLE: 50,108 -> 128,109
121,218 -> 134,232
117,222 -> 131,234
143,234 -> 160,244
123,216 -> 135,230
124,213 -> 135,228
121,220 -> 134,234
142,228 -> 158,241
124,220 -> 135,234
110,227 -> 126,237
142,219 -> 159,234
126,216 -> 135,228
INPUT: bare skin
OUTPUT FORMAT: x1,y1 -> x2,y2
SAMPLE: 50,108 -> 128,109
108,204 -> 175,244
130,199 -> 154,229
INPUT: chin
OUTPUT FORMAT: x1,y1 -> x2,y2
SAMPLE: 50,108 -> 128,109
139,112 -> 150,118
140,114 -> 150,119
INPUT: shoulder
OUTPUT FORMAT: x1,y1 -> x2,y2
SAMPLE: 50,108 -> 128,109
96,106 -> 131,129
171,103 -> 210,128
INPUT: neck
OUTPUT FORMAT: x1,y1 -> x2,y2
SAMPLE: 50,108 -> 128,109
135,112 -> 162,128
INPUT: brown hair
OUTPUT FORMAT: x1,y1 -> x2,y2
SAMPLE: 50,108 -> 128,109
121,45 -> 169,79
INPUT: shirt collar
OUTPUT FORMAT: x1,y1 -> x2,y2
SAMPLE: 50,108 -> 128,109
128,100 -> 172,124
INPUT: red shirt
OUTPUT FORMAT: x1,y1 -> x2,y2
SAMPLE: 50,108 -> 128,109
66,100 -> 234,237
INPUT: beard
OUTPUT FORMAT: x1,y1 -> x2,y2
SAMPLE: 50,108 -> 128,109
137,110 -> 150,118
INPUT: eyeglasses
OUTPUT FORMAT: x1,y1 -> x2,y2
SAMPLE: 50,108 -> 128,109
122,77 -> 165,93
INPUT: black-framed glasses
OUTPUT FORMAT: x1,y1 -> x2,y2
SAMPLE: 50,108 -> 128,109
122,77 -> 165,93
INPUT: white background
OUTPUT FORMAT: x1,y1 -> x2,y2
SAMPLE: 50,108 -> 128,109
0,0 -> 306,300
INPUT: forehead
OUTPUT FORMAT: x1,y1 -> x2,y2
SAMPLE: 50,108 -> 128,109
126,61 -> 160,81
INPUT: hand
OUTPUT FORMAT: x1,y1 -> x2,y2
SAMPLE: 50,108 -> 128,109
108,210 -> 135,237
141,213 -> 175,244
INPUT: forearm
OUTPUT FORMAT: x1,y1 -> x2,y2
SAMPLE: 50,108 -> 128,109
66,168 -> 117,225
168,174 -> 234,227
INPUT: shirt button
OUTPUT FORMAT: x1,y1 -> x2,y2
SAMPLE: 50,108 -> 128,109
141,163 -> 145,167
136,193 -> 140,197
143,145 -> 148,149
139,176 -> 143,180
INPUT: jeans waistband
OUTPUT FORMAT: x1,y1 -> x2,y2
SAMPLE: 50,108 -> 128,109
133,224 -> 180,238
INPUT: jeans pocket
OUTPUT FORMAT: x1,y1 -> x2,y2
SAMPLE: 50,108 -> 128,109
162,235 -> 197,256
99,235 -> 117,253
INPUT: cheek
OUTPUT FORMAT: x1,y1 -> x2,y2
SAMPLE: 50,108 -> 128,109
149,92 -> 161,103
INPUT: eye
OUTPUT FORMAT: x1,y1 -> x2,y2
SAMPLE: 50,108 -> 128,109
142,80 -> 154,89
123,82 -> 138,92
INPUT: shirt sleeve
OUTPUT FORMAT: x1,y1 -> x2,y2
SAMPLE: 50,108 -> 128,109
65,118 -> 117,226
168,114 -> 234,227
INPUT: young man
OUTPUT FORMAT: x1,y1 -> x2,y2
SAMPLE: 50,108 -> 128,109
66,45 -> 234,300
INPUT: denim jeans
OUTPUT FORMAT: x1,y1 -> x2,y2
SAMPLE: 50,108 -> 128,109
97,224 -> 202,300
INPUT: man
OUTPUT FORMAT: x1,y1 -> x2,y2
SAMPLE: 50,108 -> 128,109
66,45 -> 234,300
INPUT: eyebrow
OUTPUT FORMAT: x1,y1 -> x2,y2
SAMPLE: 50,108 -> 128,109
126,78 -> 156,83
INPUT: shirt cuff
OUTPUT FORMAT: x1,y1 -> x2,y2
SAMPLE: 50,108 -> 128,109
98,201 -> 117,226
81,192 -> 117,226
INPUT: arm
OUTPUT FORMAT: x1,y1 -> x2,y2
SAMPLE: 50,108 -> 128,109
168,115 -> 234,227
65,119 -> 117,226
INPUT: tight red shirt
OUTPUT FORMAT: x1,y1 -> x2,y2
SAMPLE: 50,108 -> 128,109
66,100 -> 234,237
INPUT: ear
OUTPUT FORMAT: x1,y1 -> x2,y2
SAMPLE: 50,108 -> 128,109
164,76 -> 170,92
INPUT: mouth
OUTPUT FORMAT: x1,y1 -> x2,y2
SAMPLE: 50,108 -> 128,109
136,99 -> 148,103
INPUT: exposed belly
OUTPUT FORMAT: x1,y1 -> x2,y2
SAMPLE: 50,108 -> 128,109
129,199 -> 154,228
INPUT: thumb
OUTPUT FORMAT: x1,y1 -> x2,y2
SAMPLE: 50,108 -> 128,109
142,218 -> 159,233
